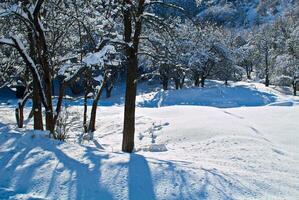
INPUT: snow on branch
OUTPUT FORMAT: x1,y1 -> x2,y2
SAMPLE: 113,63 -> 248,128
145,1 -> 184,11
58,63 -> 87,84
0,38 -> 15,46
0,36 -> 49,109
11,36 -> 48,106
83,45 -> 116,66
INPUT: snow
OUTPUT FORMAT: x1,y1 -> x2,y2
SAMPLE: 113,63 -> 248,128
137,81 -> 297,108
0,38 -> 14,46
83,45 -> 116,66
0,82 -> 299,199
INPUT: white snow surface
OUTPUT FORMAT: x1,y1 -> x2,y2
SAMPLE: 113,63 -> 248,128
0,82 -> 299,200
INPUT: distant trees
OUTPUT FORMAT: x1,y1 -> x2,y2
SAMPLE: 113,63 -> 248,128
249,4 -> 299,94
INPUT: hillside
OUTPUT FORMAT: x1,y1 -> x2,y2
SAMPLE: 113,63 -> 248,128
159,0 -> 296,27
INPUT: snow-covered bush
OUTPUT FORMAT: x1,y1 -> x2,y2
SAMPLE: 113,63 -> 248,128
55,107 -> 80,141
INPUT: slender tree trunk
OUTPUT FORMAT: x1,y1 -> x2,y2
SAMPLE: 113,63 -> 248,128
201,75 -> 206,88
15,103 -> 24,128
88,77 -> 106,133
162,77 -> 168,90
28,107 -> 34,119
293,82 -> 297,96
195,75 -> 200,87
265,51 -> 270,87
83,92 -> 88,133
15,92 -> 31,128
175,79 -> 180,90
246,66 -> 252,79
52,83 -> 66,135
180,76 -> 185,89
43,64 -> 55,133
105,85 -> 113,98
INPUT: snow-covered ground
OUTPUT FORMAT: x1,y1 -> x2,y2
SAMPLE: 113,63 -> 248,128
0,81 -> 299,200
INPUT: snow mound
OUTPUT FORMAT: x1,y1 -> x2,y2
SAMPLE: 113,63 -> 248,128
137,81 -> 298,108
140,144 -> 168,152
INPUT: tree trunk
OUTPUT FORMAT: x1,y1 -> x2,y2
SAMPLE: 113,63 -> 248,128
52,83 -> 67,138
88,77 -> 106,133
122,54 -> 138,153
201,76 -> 206,88
15,104 -> 24,128
122,0 -> 145,153
293,82 -> 297,96
28,30 -> 43,130
195,76 -> 200,87
265,50 -> 270,87
34,14 -> 55,134
105,85 -> 113,98
175,79 -> 180,90
265,74 -> 270,87
246,66 -> 252,79
32,79 -> 43,130
180,76 -> 185,89
28,107 -> 34,119
15,92 -> 31,128
83,92 -> 88,133
43,65 -> 55,133
162,77 -> 168,90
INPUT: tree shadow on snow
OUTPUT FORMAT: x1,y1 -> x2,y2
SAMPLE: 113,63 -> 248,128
145,157 -> 261,200
42,145 -> 113,200
128,153 -> 156,200
0,131 -> 114,200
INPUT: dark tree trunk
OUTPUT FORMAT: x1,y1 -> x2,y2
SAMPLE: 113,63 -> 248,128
15,104 -> 24,128
162,77 -> 168,90
122,54 -> 138,152
105,85 -> 113,98
88,77 -> 106,133
83,92 -> 88,133
201,75 -> 206,88
122,0 -> 145,153
246,65 -> 252,79
52,83 -> 66,135
293,82 -> 297,96
195,75 -> 200,87
28,30 -> 43,130
28,108 -> 34,119
175,79 -> 180,90
265,73 -> 270,87
265,50 -> 270,87
180,76 -> 185,89
32,79 -> 43,130
33,9 -> 55,134
15,91 -> 31,128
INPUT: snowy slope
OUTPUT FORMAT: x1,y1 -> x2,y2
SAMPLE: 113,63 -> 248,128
0,82 -> 299,200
